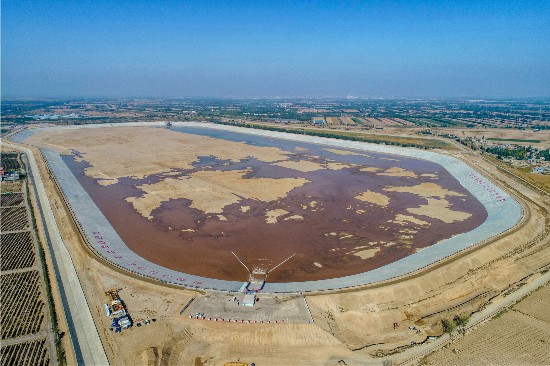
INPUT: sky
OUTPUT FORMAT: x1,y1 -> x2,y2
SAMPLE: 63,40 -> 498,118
2,0 -> 550,98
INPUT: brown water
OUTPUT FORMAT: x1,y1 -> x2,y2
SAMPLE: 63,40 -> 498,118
64,127 -> 487,282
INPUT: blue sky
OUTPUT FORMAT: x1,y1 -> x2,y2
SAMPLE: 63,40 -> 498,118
2,0 -> 549,98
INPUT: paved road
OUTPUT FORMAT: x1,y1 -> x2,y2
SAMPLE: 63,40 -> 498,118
2,140 -> 109,366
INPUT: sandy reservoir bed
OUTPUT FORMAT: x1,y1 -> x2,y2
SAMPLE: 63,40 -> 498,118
23,124 -> 489,283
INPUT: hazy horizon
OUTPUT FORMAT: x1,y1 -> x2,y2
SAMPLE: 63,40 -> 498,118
2,1 -> 550,99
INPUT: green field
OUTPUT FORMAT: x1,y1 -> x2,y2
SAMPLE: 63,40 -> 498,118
486,137 -> 541,143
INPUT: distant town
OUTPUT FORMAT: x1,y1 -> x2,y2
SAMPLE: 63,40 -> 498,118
3,98 -> 549,181
3,98 -> 549,129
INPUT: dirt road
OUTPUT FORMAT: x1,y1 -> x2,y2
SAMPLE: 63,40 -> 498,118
2,139 -> 109,366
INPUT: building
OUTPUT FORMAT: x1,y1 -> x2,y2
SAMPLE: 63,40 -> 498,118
312,117 -> 325,125
1,172 -> 19,181
242,294 -> 256,307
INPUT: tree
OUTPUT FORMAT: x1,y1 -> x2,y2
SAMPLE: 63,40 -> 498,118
442,319 -> 456,334
453,315 -> 468,327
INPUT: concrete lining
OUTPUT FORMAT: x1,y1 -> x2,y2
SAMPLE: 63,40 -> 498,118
9,122 -> 523,293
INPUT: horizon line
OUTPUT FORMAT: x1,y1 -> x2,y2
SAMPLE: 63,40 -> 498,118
3,95 -> 550,101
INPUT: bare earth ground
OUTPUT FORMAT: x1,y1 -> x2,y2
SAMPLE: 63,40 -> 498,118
326,124 -> 549,142
17,129 -> 550,365
185,293 -> 312,323
305,125 -> 550,149
443,128 -> 550,148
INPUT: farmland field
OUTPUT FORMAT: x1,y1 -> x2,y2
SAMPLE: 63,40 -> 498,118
326,117 -> 341,125
301,128 -> 452,149
445,128 -> 550,148
513,281 -> 550,323
0,338 -> 51,366
0,207 -> 29,232
0,193 -> 24,207
0,153 -> 20,171
0,232 -> 36,271
356,117 -> 372,126
0,159 -> 57,365
486,137 -> 541,143
0,182 -> 22,194
0,271 -> 45,339
339,117 -> 356,125
425,283 -> 550,365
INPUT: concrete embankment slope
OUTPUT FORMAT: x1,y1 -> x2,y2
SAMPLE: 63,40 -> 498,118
8,122 -> 523,293
2,140 -> 109,366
